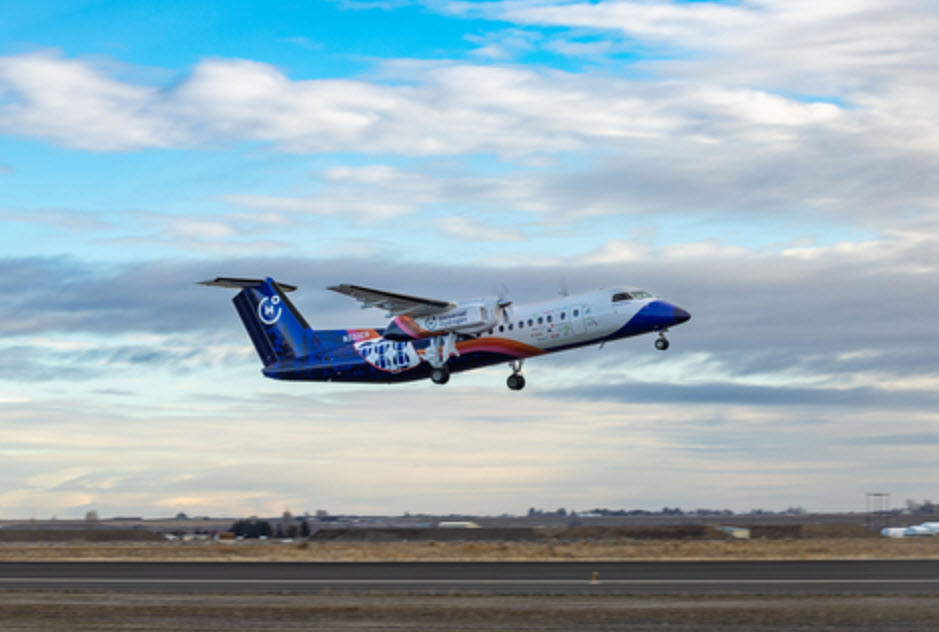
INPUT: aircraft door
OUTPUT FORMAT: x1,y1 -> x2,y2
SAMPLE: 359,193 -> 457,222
571,305 -> 586,335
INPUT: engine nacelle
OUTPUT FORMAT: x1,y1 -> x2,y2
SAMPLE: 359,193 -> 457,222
383,299 -> 499,341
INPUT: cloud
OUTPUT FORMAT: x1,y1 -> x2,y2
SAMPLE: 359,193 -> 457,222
464,28 -> 541,60
224,165 -> 441,221
2,381 -> 937,517
0,208 -> 111,233
3,1 -> 939,517
0,52 -> 177,151
0,50 -> 856,157
2,225 -> 936,392
437,216 -> 524,242
0,242 -> 936,516
548,381 -> 939,411
163,220 -> 240,240
4,39 -> 937,236
457,1 -> 939,146
223,163 -> 543,222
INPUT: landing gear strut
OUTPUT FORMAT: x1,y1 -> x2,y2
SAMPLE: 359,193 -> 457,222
507,360 -> 525,391
655,331 -> 670,351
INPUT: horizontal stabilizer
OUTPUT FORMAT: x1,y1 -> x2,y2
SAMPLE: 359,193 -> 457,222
199,277 -> 297,292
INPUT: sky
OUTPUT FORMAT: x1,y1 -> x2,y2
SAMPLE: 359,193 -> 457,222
1,0 -> 937,519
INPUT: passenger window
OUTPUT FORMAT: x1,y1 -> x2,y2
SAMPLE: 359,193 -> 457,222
547,315 -> 552,323
499,325 -> 504,332
537,317 -> 543,324
518,321 -> 524,329
560,312 -> 566,320
508,323 -> 514,330
573,309 -> 579,317
528,319 -> 533,327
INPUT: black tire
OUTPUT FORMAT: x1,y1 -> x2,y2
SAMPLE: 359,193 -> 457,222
507,374 -> 525,391
655,337 -> 670,351
430,366 -> 450,385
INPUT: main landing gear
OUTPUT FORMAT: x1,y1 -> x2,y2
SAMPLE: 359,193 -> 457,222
507,360 -> 525,391
430,365 -> 450,385
655,331 -> 670,351
427,333 -> 458,385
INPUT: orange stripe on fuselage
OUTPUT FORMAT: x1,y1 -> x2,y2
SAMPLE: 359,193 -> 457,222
394,315 -> 440,339
456,337 -> 545,359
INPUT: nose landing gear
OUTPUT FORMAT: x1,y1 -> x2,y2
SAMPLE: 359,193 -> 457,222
655,332 -> 670,351
507,360 -> 526,391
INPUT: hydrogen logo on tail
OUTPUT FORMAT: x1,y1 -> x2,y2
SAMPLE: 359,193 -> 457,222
258,295 -> 282,325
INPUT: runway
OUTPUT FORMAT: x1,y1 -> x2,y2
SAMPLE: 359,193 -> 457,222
1,560 -> 938,595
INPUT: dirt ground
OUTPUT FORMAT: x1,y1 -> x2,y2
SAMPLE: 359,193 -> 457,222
0,592 -> 936,631
1,537 -> 938,561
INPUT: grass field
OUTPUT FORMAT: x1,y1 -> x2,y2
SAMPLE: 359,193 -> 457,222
1,537 -> 938,561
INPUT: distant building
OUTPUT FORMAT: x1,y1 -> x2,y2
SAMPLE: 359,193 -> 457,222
437,521 -> 481,529
717,526 -> 751,540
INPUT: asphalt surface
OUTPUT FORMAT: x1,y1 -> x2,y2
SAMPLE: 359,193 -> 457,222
1,560 -> 938,594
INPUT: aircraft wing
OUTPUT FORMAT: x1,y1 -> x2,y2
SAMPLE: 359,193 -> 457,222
328,283 -> 457,317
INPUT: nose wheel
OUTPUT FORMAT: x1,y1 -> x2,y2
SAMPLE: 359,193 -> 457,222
507,360 -> 525,390
655,332 -> 670,351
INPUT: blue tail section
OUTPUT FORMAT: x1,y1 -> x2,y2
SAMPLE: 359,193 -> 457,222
201,277 -> 316,367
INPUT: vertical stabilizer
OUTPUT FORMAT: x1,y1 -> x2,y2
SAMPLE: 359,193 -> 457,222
201,277 -> 311,366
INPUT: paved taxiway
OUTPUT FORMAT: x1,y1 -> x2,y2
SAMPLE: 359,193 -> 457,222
1,560 -> 938,595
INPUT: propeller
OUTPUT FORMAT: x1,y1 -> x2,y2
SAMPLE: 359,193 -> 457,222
493,283 -> 513,324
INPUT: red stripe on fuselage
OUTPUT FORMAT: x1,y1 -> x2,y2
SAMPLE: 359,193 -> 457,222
344,328 -> 381,342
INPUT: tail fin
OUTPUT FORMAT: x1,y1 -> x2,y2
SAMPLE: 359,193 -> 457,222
200,277 -> 312,366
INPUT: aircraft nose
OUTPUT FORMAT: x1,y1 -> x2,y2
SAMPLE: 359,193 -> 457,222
673,305 -> 691,325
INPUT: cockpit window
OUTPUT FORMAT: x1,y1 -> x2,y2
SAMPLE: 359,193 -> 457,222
612,290 -> 653,302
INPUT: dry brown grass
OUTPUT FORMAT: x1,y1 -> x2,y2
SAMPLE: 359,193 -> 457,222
1,537 -> 938,562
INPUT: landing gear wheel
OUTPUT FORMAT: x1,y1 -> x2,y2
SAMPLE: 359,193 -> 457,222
430,366 -> 450,385
654,336 -> 670,351
507,373 -> 526,391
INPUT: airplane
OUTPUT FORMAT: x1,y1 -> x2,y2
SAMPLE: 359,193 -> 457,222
881,523 -> 939,538
201,276 -> 690,390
